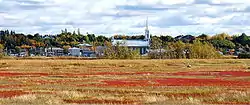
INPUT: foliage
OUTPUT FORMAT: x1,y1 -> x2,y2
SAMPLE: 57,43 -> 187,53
211,33 -> 231,40
114,35 -> 145,40
149,41 -> 220,59
150,36 -> 163,49
197,34 -> 210,41
62,45 -> 71,54
189,41 -> 221,59
210,39 -> 236,49
104,42 -> 139,59
238,53 -> 250,59
165,41 -> 188,59
234,33 -> 250,46
1,28 -> 250,59
0,44 -> 4,58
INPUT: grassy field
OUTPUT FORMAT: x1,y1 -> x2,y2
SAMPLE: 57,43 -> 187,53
0,59 -> 250,105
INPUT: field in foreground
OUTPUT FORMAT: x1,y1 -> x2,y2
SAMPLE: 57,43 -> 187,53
0,59 -> 250,105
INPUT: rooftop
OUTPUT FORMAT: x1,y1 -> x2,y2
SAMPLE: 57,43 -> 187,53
78,43 -> 92,47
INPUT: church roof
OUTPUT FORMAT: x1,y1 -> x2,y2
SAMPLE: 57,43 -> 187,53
112,40 -> 149,47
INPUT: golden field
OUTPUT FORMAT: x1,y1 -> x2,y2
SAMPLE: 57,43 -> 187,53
0,59 -> 250,105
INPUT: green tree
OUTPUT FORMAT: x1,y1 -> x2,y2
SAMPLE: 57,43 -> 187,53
189,41 -> 220,59
104,41 -> 139,59
166,41 -> 187,59
197,34 -> 210,41
150,36 -> 163,49
211,33 -> 231,40
234,33 -> 250,46
85,35 -> 90,44
210,39 -> 236,49
62,45 -> 71,54
0,44 -> 4,57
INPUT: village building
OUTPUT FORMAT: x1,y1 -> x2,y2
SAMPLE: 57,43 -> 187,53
68,47 -> 81,56
78,43 -> 96,57
111,18 -> 151,55
45,47 -> 64,56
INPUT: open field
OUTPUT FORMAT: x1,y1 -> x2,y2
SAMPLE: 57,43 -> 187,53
0,59 -> 250,105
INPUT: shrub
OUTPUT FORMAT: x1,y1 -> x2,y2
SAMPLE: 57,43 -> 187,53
104,41 -> 140,59
189,41 -> 221,59
149,41 -> 221,59
0,44 -> 4,58
238,53 -> 250,59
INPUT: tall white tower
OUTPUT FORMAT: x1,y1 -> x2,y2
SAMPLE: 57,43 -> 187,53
145,17 -> 150,41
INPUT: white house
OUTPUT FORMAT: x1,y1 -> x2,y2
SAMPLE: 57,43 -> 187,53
68,47 -> 81,56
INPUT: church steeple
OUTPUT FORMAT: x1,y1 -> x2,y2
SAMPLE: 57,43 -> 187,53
145,17 -> 150,41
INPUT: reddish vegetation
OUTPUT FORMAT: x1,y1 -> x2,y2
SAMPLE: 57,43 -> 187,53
29,79 -> 88,84
99,78 -> 250,87
154,78 -> 250,86
171,71 -> 250,77
2,71 -> 249,78
64,99 -> 138,104
0,91 -> 29,98
103,80 -> 151,87
0,84 -> 27,88
2,71 -> 250,87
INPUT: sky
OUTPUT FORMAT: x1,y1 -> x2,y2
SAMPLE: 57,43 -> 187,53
0,0 -> 250,37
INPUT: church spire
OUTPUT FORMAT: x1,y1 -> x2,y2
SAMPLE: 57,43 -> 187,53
146,17 -> 148,30
145,17 -> 150,41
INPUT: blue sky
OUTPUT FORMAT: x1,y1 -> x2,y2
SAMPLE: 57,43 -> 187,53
0,0 -> 250,36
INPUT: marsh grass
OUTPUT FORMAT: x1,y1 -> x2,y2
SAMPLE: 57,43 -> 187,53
0,59 -> 250,105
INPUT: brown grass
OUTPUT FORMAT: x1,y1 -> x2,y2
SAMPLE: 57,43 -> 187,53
0,59 -> 250,105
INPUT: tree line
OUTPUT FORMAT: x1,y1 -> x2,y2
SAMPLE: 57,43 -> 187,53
148,33 -> 250,59
0,29 -> 250,58
0,29 -> 109,55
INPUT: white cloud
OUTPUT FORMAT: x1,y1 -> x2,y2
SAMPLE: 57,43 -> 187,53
0,0 -> 250,36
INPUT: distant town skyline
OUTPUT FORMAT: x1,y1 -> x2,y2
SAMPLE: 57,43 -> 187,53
0,0 -> 250,36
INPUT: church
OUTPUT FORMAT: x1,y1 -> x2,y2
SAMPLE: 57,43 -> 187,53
111,19 -> 151,55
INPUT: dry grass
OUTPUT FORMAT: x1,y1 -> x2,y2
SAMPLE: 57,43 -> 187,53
0,59 -> 250,105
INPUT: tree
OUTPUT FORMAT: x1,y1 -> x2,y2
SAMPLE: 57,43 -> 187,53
104,41 -> 139,59
0,44 -> 4,57
77,28 -> 81,36
211,33 -> 231,40
161,35 -> 174,42
189,41 -> 220,59
150,36 -> 163,49
84,35 -> 90,44
166,41 -> 187,59
210,39 -> 236,49
148,36 -> 166,59
234,33 -> 250,46
62,45 -> 71,54
197,34 -> 210,41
